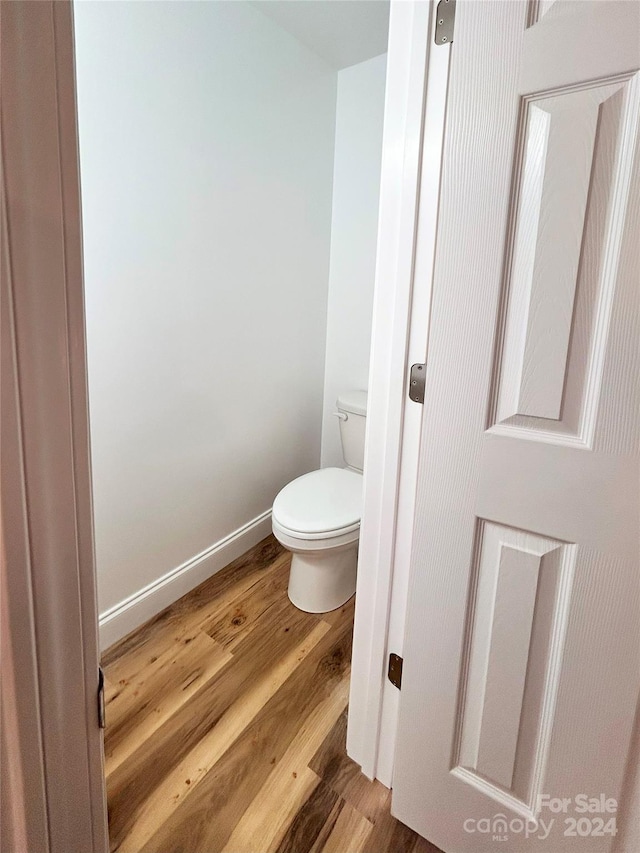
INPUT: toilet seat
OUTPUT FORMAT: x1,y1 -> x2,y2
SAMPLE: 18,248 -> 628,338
272,467 -> 362,539
272,516 -> 359,552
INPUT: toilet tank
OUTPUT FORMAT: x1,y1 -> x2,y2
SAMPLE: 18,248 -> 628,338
336,390 -> 368,473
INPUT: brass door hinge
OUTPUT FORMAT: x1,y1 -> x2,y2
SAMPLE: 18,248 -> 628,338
388,653 -> 403,690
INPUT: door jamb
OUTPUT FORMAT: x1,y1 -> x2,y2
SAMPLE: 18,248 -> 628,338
346,0 -> 451,782
1,3 -> 109,851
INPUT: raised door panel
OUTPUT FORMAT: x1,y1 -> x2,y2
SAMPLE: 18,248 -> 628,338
455,522 -> 575,814
492,73 -> 640,445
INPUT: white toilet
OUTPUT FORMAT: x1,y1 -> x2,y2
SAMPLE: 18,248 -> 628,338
272,390 -> 367,613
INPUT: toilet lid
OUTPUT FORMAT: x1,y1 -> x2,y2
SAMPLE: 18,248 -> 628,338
273,467 -> 363,535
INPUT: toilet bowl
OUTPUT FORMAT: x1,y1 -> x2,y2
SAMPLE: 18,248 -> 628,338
272,391 -> 367,613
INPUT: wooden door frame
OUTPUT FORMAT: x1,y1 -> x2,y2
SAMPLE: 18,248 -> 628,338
346,0 -> 451,782
1,2 -> 108,851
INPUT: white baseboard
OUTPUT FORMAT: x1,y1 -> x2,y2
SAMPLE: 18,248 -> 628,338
98,509 -> 273,651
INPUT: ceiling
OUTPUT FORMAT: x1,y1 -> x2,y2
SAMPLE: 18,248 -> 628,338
251,1 -> 390,70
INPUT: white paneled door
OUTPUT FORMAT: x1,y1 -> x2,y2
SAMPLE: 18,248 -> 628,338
392,2 -> 639,852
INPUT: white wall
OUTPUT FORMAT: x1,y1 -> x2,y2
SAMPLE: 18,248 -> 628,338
320,54 -> 387,467
74,1 -> 337,626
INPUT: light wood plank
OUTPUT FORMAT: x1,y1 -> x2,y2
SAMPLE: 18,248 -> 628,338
221,676 -> 350,853
138,612 -> 354,853
104,630 -> 231,779
107,589 -> 322,849
102,536 -> 285,676
203,552 -> 291,649
318,800 -> 373,853
103,536 -> 436,853
117,620 -> 330,853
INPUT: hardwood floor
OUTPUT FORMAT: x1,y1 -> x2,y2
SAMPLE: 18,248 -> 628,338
103,535 -> 439,853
